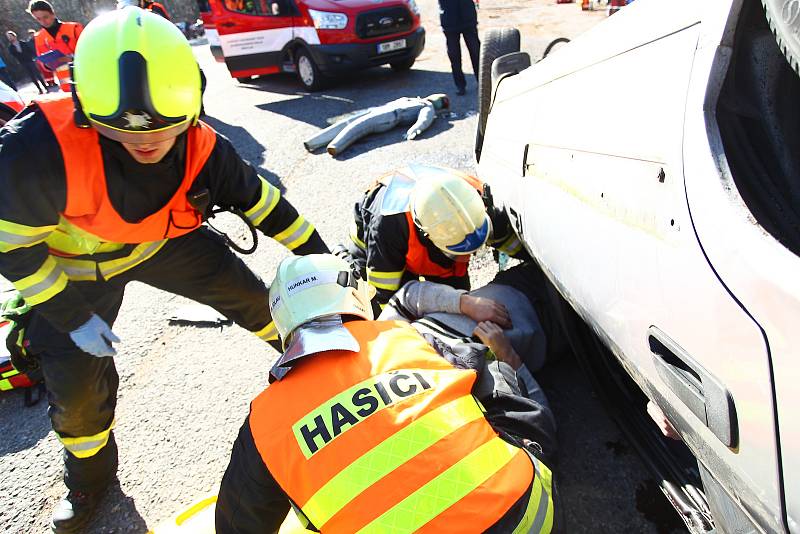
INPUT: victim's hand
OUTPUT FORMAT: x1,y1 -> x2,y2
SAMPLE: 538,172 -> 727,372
473,321 -> 522,370
460,294 -> 511,328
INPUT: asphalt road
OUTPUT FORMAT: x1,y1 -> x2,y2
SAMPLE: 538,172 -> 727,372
1,1 -> 686,532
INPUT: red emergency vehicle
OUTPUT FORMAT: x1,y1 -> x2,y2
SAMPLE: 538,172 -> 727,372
197,0 -> 424,90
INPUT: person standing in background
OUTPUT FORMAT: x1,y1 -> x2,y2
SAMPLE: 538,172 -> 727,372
439,0 -> 480,96
27,0 -> 83,91
0,55 -> 17,91
141,0 -> 172,20
6,30 -> 47,94
26,28 -> 56,89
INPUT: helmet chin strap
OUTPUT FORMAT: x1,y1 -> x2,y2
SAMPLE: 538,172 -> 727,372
69,63 -> 91,128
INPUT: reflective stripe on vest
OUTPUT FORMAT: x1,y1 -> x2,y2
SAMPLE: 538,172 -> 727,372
249,321 -> 536,533
36,94 -> 216,244
405,211 -> 468,279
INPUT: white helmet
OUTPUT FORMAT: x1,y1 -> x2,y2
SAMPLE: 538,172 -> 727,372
409,168 -> 491,255
269,254 -> 374,347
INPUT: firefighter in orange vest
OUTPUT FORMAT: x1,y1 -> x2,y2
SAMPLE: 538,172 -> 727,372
140,0 -> 171,20
215,253 -> 559,533
0,9 -> 327,532
346,164 -> 530,310
27,0 -> 83,91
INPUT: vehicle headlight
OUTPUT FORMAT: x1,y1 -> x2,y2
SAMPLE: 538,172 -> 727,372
308,9 -> 348,30
407,0 -> 420,15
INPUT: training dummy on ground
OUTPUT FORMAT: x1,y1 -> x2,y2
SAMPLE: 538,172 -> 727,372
341,164 -> 530,310
215,253 -> 559,533
0,9 -> 328,532
303,94 -> 450,156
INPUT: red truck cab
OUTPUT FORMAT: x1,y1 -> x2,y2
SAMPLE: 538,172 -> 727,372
200,0 -> 424,90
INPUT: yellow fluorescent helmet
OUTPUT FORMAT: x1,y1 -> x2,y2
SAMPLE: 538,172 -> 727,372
269,254 -> 374,348
409,167 -> 491,255
73,7 -> 201,143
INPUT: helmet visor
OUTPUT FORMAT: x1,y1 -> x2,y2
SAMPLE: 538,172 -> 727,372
92,120 -> 190,144
444,218 -> 490,255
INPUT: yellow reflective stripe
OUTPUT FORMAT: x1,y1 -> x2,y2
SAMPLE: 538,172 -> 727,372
357,436 -> 519,534
13,256 -> 69,306
0,219 -> 55,252
53,257 -> 97,282
45,226 -> 125,256
1,368 -> 20,379
367,268 -> 403,291
58,419 -> 115,459
498,235 -> 522,256
0,378 -> 14,391
273,217 -> 315,251
302,395 -> 484,528
511,454 -> 554,534
99,241 -> 167,279
253,321 -> 278,341
533,455 -> 554,534
244,176 -> 281,226
349,222 -> 366,249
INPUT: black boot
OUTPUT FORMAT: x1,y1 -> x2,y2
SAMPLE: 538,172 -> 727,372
50,489 -> 101,533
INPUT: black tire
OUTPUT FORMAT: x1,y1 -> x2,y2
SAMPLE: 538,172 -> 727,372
476,28 -> 520,158
236,76 -> 250,84
390,58 -> 416,71
762,0 -> 800,74
542,37 -> 570,59
295,48 -> 325,91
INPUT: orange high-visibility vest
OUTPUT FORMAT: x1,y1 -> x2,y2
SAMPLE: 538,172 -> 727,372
147,2 -> 172,20
249,320 -> 540,533
405,210 -> 469,279
33,21 -> 82,58
34,22 -> 83,91
36,94 -> 214,245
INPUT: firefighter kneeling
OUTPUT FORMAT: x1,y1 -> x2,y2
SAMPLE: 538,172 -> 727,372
215,254 -> 559,533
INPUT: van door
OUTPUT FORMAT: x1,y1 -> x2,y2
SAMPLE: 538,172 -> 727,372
211,0 -> 295,78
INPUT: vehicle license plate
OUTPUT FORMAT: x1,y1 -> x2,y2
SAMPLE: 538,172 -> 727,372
377,39 -> 406,54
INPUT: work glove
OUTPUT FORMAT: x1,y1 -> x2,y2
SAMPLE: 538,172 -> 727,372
69,314 -> 120,358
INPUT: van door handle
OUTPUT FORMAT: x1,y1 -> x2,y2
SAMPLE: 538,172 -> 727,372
220,22 -> 236,28
648,326 -> 738,448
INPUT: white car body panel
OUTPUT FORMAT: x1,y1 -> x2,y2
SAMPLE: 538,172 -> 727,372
0,81 -> 24,113
477,0 -> 794,531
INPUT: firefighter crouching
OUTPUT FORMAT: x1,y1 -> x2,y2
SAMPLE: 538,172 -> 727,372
0,9 -> 328,532
215,254 -> 558,533
345,164 -> 530,310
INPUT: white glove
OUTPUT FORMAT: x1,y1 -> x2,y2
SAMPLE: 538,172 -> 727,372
69,314 -> 120,358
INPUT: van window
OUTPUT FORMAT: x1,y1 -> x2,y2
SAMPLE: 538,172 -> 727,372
223,0 -> 281,16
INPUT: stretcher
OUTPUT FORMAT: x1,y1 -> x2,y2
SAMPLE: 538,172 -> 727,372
148,493 -> 314,533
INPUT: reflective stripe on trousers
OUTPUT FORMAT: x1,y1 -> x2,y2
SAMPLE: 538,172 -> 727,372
58,419 -> 115,459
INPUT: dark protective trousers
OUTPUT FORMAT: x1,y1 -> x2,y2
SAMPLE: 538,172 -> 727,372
23,62 -> 48,93
27,228 -> 272,493
444,27 -> 480,90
